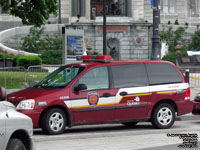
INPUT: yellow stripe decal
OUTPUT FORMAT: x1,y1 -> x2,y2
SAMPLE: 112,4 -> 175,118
157,91 -> 177,94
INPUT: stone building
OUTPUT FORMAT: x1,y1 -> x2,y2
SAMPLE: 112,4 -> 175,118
0,0 -> 200,60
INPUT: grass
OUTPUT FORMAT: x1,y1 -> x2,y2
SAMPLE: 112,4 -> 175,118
0,71 -> 49,89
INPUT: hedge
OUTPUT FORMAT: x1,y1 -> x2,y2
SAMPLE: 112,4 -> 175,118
40,50 -> 62,64
16,55 -> 42,69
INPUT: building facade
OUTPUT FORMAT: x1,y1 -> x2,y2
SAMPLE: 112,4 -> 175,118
1,0 -> 200,60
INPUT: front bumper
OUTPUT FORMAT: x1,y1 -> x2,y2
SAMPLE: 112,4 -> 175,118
192,101 -> 200,115
18,110 -> 41,128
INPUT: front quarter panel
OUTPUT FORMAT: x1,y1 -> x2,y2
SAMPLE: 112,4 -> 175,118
4,108 -> 34,150
0,102 -> 6,150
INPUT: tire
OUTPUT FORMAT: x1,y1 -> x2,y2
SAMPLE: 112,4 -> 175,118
6,138 -> 26,150
151,103 -> 175,129
122,121 -> 139,127
41,108 -> 67,135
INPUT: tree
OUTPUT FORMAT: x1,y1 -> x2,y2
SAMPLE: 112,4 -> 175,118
188,30 -> 200,51
0,0 -> 58,27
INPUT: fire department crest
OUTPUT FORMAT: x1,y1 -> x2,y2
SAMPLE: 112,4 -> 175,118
88,92 -> 99,107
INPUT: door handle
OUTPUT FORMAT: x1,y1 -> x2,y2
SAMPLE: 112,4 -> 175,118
102,93 -> 111,97
119,91 -> 128,96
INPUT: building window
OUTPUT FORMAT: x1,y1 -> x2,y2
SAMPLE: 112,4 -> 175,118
160,0 -> 175,14
72,0 -> 85,17
0,0 -> 9,14
188,0 -> 199,17
90,0 -> 131,19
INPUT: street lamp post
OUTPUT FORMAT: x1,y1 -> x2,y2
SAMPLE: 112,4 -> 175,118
103,0 -> 107,55
151,0 -> 161,60
58,0 -> 61,24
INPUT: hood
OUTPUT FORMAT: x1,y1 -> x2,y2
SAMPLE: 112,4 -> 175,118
7,88 -> 61,105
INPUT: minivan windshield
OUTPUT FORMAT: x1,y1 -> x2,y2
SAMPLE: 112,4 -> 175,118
34,66 -> 85,88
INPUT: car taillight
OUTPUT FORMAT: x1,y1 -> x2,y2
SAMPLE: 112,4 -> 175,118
184,88 -> 190,100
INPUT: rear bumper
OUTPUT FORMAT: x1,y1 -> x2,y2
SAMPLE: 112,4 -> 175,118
177,100 -> 193,116
192,101 -> 200,115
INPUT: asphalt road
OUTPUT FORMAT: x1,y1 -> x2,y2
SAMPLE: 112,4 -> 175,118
34,115 -> 200,150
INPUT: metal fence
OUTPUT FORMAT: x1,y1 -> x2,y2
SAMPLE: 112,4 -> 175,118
181,68 -> 200,88
1,65 -> 200,89
0,66 -> 26,89
0,65 -> 62,89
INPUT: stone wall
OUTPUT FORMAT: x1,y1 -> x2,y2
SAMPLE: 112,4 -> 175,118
67,19 -> 152,60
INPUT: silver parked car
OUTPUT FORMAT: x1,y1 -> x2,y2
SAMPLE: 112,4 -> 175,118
0,87 -> 35,150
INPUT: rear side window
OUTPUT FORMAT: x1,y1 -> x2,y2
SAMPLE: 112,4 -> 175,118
110,64 -> 148,88
145,63 -> 183,85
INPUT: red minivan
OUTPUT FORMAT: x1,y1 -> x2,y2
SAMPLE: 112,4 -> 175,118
7,55 -> 193,135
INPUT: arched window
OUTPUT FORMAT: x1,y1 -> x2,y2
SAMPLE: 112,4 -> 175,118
90,0 -> 131,19
187,0 -> 199,17
160,0 -> 175,14
72,0 -> 86,17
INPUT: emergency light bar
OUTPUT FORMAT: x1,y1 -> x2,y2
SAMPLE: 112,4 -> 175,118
81,55 -> 113,63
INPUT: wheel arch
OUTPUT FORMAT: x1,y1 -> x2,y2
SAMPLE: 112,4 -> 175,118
151,99 -> 178,118
38,105 -> 72,128
8,130 -> 31,150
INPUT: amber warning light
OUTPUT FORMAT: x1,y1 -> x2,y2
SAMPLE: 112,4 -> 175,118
81,55 -> 113,63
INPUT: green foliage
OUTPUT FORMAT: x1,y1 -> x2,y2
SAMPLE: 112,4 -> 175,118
16,55 -> 42,68
188,30 -> 200,51
0,0 -> 58,27
160,26 -> 188,53
40,50 -> 62,64
0,52 -> 14,58
162,51 -> 187,64
160,26 -> 189,64
22,26 -> 62,53
22,27 -> 46,53
86,51 -> 100,55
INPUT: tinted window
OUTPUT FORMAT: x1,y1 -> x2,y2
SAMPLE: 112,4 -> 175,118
79,67 -> 109,90
146,63 -> 183,85
110,64 -> 148,88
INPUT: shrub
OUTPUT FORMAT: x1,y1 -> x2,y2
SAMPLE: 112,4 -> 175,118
162,50 -> 187,64
0,53 -> 14,58
188,30 -> 200,50
22,26 -> 62,54
40,50 -> 62,64
16,56 -> 42,68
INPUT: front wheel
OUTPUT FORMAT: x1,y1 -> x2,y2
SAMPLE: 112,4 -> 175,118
151,103 -> 175,129
41,108 -> 67,135
6,138 -> 26,150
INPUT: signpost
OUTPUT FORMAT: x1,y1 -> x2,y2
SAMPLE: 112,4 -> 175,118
62,29 -> 85,64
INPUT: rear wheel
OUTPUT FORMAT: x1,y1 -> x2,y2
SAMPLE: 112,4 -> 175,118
41,108 -> 67,135
122,121 -> 139,127
6,138 -> 26,150
151,103 -> 175,129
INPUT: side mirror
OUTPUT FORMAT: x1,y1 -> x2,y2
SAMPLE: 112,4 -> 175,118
74,84 -> 87,92
0,87 -> 6,101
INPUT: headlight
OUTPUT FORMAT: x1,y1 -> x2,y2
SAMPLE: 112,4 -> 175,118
16,99 -> 35,110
